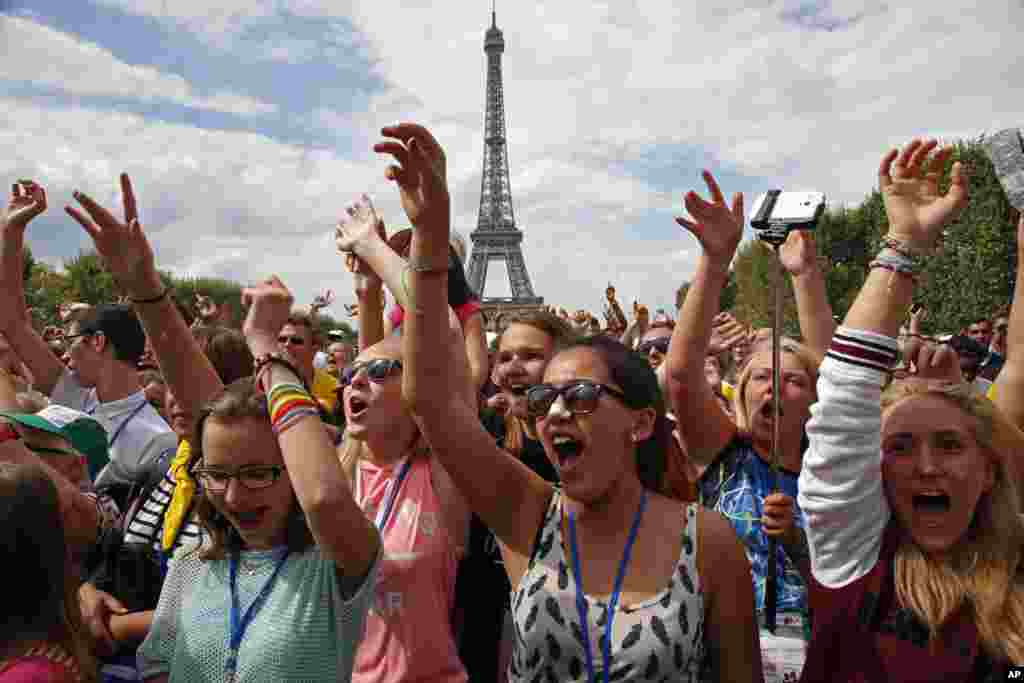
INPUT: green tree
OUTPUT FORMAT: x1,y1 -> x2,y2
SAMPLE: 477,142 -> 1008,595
732,239 -> 800,337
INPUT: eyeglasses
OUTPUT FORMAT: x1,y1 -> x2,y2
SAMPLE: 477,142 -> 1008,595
526,380 -> 629,418
636,337 -> 670,354
194,465 -> 287,492
340,359 -> 403,388
278,335 -> 307,347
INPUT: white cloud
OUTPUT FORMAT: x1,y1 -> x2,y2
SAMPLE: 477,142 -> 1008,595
0,16 -> 276,115
5,1 -> 1024,320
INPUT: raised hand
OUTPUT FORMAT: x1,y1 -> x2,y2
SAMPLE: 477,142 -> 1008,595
708,312 -> 750,356
779,230 -> 820,277
675,170 -> 744,269
241,276 -> 294,352
879,139 -> 968,250
66,173 -> 161,296
374,123 -> 449,235
336,193 -> 386,256
903,336 -> 962,383
311,288 -> 335,312
2,180 -> 47,232
194,293 -> 219,321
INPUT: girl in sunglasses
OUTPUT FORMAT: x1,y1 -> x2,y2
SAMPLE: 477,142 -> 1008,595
370,122 -> 762,683
335,197 -> 474,682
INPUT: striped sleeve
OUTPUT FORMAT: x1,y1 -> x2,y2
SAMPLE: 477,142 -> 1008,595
124,473 -> 176,551
826,328 -> 900,374
799,327 -> 897,589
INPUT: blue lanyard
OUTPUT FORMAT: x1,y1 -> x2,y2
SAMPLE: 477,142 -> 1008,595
372,458 -> 412,531
225,548 -> 290,681
566,489 -> 647,683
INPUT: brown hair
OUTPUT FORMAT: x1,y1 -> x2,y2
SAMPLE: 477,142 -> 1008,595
189,378 -> 315,560
193,326 -> 255,385
562,336 -> 670,492
286,309 -> 321,347
882,380 -> 1024,663
494,310 -> 578,456
0,462 -> 96,681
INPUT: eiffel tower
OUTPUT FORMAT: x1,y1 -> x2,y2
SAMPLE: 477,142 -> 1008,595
467,7 -> 543,330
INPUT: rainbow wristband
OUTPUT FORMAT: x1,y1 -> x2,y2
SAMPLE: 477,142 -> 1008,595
268,383 -> 319,434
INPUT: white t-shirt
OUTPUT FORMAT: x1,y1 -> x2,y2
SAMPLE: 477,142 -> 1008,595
51,369 -> 178,490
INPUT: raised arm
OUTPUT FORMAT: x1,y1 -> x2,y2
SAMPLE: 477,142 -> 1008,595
336,195 -> 415,315
375,123 -> 550,557
65,175 -> 222,436
799,139 -> 968,587
347,253 -> 386,352
993,215 -> 1024,429
664,171 -> 741,465
0,181 -> 67,395
779,230 -> 835,359
242,277 -> 380,577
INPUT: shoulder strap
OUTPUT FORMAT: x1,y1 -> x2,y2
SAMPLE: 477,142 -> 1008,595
525,489 -> 559,570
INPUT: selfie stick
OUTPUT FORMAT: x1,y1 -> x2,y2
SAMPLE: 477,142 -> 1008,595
757,224 -> 789,636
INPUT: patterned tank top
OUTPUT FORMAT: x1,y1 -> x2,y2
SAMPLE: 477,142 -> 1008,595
509,490 -> 710,682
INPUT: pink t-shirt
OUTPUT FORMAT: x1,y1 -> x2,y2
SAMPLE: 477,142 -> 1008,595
352,456 -> 467,683
0,656 -> 78,682
387,300 -> 481,330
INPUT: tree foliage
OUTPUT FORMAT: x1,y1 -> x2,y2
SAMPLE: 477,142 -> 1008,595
22,249 -> 357,345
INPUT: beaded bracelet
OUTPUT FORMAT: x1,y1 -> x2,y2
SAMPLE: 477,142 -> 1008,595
872,248 -> 919,276
267,382 -> 320,435
869,260 -> 918,280
254,352 -> 307,393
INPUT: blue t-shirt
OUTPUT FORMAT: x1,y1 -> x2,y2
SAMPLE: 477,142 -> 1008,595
697,436 -> 807,618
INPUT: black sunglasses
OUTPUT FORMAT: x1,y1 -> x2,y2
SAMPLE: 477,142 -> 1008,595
278,335 -> 307,346
340,359 -> 403,388
526,380 -> 629,418
636,337 -> 670,354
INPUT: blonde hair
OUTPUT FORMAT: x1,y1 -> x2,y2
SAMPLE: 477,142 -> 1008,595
731,337 -> 820,434
335,339 -> 426,485
881,379 -> 1024,663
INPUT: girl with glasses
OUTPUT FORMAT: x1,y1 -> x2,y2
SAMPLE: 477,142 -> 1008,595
111,266 -> 377,682
375,122 -> 761,682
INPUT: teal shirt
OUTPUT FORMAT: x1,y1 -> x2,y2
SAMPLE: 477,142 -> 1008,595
138,544 -> 378,682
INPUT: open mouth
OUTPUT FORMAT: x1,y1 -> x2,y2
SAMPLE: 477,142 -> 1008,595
348,396 -> 369,419
232,508 -> 268,529
552,435 -> 584,468
912,493 -> 951,514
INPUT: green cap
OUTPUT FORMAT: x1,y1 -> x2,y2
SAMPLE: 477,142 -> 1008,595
0,405 -> 109,480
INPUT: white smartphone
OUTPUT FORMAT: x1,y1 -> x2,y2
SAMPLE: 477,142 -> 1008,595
749,191 -> 826,231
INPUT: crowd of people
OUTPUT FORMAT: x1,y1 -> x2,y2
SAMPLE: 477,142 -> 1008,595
0,126 -> 1022,683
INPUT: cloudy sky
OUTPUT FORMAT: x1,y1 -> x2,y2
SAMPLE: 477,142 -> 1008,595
1,1 -> 1021,321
